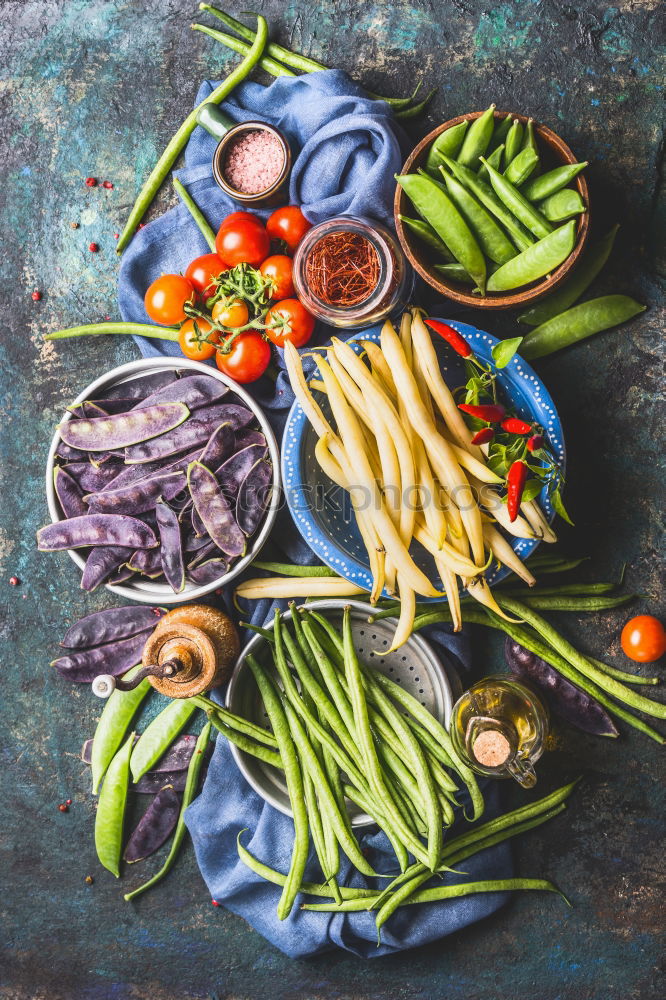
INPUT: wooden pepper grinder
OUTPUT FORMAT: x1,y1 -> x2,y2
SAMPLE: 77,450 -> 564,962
92,604 -> 240,699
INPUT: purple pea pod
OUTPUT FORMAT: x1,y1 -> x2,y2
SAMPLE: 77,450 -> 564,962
108,566 -> 136,585
133,374 -> 228,412
155,500 -> 186,593
37,514 -> 158,551
188,557 -> 229,585
88,397 -> 140,414
56,439 -> 87,461
101,448 -> 201,493
85,470 -> 186,515
184,530 -> 214,553
236,459 -> 272,536
195,402 -> 254,430
124,404 -> 253,464
188,538 -> 218,568
89,450 -> 124,469
127,546 -> 164,578
81,546 -> 135,591
187,461 -> 245,558
58,402 -> 190,451
123,785 -> 182,862
504,637 -> 619,738
234,429 -> 266,451
61,605 -> 163,648
68,401 -> 109,419
64,462 -> 121,492
134,770 -> 185,794
103,370 -> 177,399
53,466 -> 87,518
199,422 -> 235,469
82,733 -> 197,769
52,630 -> 148,682
191,504 -> 206,538
215,444 -> 267,499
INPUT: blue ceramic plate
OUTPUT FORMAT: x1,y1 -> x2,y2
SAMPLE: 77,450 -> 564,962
281,319 -> 565,599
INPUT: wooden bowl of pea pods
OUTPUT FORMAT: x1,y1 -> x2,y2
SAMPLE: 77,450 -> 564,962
394,109 -> 590,310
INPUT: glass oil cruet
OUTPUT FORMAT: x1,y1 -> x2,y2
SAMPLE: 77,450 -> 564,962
450,676 -> 549,788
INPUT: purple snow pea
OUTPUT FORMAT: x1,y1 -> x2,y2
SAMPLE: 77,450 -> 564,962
85,470 -> 186,514
37,514 -> 158,551
123,404 -> 254,464
133,373 -> 228,412
127,547 -> 164,578
236,459 -> 272,536
55,440 -> 87,461
155,500 -> 186,593
187,461 -> 245,557
188,557 -> 229,585
61,605 -> 164,649
215,444 -> 267,498
199,422 -> 235,470
81,546 -> 134,591
234,429 -> 266,451
52,631 -> 148,682
53,466 -> 87,518
68,401 -> 109,419
58,402 -> 190,451
63,463 -> 121,492
123,785 -> 181,862
103,370 -> 177,399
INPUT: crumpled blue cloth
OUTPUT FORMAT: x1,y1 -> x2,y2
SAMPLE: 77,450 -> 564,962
117,70 -> 512,957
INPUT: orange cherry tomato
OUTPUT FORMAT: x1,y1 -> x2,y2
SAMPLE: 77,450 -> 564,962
211,298 -> 250,328
178,318 -> 218,361
266,206 -> 311,253
215,332 -> 271,383
265,298 -> 315,348
260,254 -> 295,300
144,274 -> 195,325
185,253 -> 225,296
620,615 -> 666,663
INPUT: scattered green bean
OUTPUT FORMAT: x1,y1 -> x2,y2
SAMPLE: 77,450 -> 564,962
173,178 -> 216,250
192,23 -> 297,78
521,294 -> 646,359
130,699 -> 199,783
44,322 -> 179,342
487,221 -> 575,292
394,88 -> 437,120
522,161 -> 588,202
520,595 -> 635,612
538,188 -> 586,222
95,731 -> 134,878
457,104 -> 496,168
399,215 -> 455,260
587,657 -> 660,687
481,157 -> 553,239
91,665 -> 151,794
425,120 -> 469,175
504,146 -> 539,186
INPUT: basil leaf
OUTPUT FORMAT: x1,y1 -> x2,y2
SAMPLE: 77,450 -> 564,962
491,337 -> 523,369
550,486 -> 574,525
521,478 -> 544,503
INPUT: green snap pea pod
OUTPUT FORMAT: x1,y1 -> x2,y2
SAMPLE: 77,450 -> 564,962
587,657 -> 659,687
503,119 -> 524,165
487,221 -> 576,292
521,595 -> 634,612
124,722 -> 211,901
191,695 -> 278,747
95,731 -> 134,877
425,120 -> 469,175
435,263 -> 475,284
488,114 -> 513,152
522,162 -> 588,202
481,157 -> 553,238
442,170 -> 516,264
538,188 -> 586,222
518,225 -> 619,325
116,15 -> 268,252
91,665 -> 151,794
503,146 -> 539,186
206,712 -> 283,767
396,172 -> 487,292
343,783 -> 409,873
456,104 -> 496,168
440,156 -> 534,251
192,24 -> 296,78
477,142 -> 504,183
173,178 -> 216,250
521,118 -> 539,155
399,215 -> 455,260
44,322 -> 179,342
521,294 -> 646,359
130,699 -> 199,783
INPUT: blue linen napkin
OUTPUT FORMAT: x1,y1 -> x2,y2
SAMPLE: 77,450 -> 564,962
117,69 -> 513,956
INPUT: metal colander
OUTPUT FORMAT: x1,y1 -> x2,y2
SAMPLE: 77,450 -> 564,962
225,599 -> 454,827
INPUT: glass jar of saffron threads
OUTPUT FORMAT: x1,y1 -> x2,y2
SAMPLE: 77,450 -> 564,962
292,216 -> 413,329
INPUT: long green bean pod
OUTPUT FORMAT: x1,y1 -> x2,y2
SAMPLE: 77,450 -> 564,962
191,695 -> 278,747
173,177 -> 217,249
206,713 -> 283,768
192,24 -> 297,78
342,783 -> 409,873
253,561 -> 338,577
44,322 -> 179,342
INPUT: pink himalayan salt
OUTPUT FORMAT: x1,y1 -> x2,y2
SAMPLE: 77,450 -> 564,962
223,129 -> 284,194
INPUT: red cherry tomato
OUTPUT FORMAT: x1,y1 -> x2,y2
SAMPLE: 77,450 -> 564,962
215,217 -> 270,268
260,254 -> 295,300
620,615 -> 666,663
215,332 -> 271,383
266,206 -> 312,253
178,318 -> 218,361
218,211 -> 262,230
265,298 -> 315,348
144,274 -> 195,325
185,253 -> 225,296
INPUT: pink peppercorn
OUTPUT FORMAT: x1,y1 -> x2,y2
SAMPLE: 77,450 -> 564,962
85,177 -> 97,187
9,576 -> 20,586
102,180 -> 114,189
88,242 -> 99,253
211,899 -> 220,907
31,290 -> 42,301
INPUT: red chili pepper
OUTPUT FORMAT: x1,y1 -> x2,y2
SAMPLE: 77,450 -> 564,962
507,460 -> 528,522
471,427 -> 495,445
424,318 -> 472,358
501,417 -> 532,435
527,433 -> 544,452
458,402 -> 506,422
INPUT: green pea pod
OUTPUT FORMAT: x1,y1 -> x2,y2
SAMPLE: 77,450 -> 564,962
487,221 -> 576,291
503,147 -> 539,186
440,156 -> 534,252
435,263 -> 475,284
538,188 -> 586,222
398,215 -> 455,260
95,731 -> 134,877
517,224 -> 619,325
522,162 -> 588,202
477,143 -> 504,183
130,699 -> 199,782
481,157 -> 553,239
442,171 -> 516,264
503,119 -> 524,165
457,104 -> 496,168
520,294 -> 646,359
521,118 -> 539,155
91,664 -> 152,794
396,172 -> 487,292
424,120 -> 469,176
488,114 -> 513,152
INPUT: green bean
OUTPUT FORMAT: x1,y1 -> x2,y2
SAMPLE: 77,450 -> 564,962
95,731 -> 134,877
504,147 -> 539,186
304,610 -> 345,659
522,162 -> 588,202
394,88 -> 437,120
488,114 -> 513,152
518,225 -> 619,325
399,215 -> 455,260
477,142 -> 504,183
191,695 -> 278,746
440,156 -> 534,251
480,157 -> 553,238
343,783 -> 409,873
396,172 -> 487,292
124,722 -> 211,901
587,656 -> 660,686
497,582 -> 617,596
130,699 -> 199,783
503,119 -> 524,165
288,606 -> 324,679
538,188 -> 586,222
442,170 -> 516,264
375,868 -> 434,937
520,294 -> 646,360
487,221 -> 575,292
303,766 -> 335,888
116,15 -> 268,253
192,23 -> 296,78
522,557 -> 590,574
435,262 -> 475,284
206,712 -> 284,767
520,595 -> 635,612
91,665 -> 151,794
425,121 -> 469,175
44,322 -> 179,342
173,178 -> 216,250
297,620 -> 357,737
252,561 -> 337,577
457,104 -> 496,168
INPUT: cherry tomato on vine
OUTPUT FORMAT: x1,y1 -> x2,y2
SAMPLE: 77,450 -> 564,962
260,254 -> 295,300
178,318 -> 218,361
215,332 -> 271,383
215,216 -> 270,268
218,211 -> 262,230
266,206 -> 311,253
144,274 -> 195,325
212,298 -> 250,328
265,298 -> 315,348
620,615 -> 666,663
185,253 -> 225,296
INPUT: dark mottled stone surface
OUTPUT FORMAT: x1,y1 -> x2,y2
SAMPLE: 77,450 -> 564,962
0,2 -> 664,998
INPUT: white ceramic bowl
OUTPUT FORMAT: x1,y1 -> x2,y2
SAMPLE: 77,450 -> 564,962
45,357 -> 281,604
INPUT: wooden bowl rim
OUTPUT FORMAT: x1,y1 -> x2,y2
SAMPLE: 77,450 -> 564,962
394,110 -> 590,310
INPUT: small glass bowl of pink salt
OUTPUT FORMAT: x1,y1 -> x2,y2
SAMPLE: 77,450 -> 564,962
212,121 -> 291,208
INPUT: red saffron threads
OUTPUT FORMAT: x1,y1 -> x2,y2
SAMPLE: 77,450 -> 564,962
305,232 -> 380,307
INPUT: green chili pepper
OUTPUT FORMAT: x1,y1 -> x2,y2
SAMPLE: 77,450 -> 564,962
130,699 -> 199,783
522,162 -> 588,202
503,146 -> 539,186
440,156 -> 534,252
425,120 -> 469,175
442,170 -> 516,264
91,665 -> 151,794
520,294 -> 646,359
457,104 -> 496,168
480,157 -> 553,239
503,119 -> 524,165
95,731 -> 134,877
486,221 -> 576,291
173,178 -> 216,250
398,215 -> 455,260
538,188 -> 586,222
